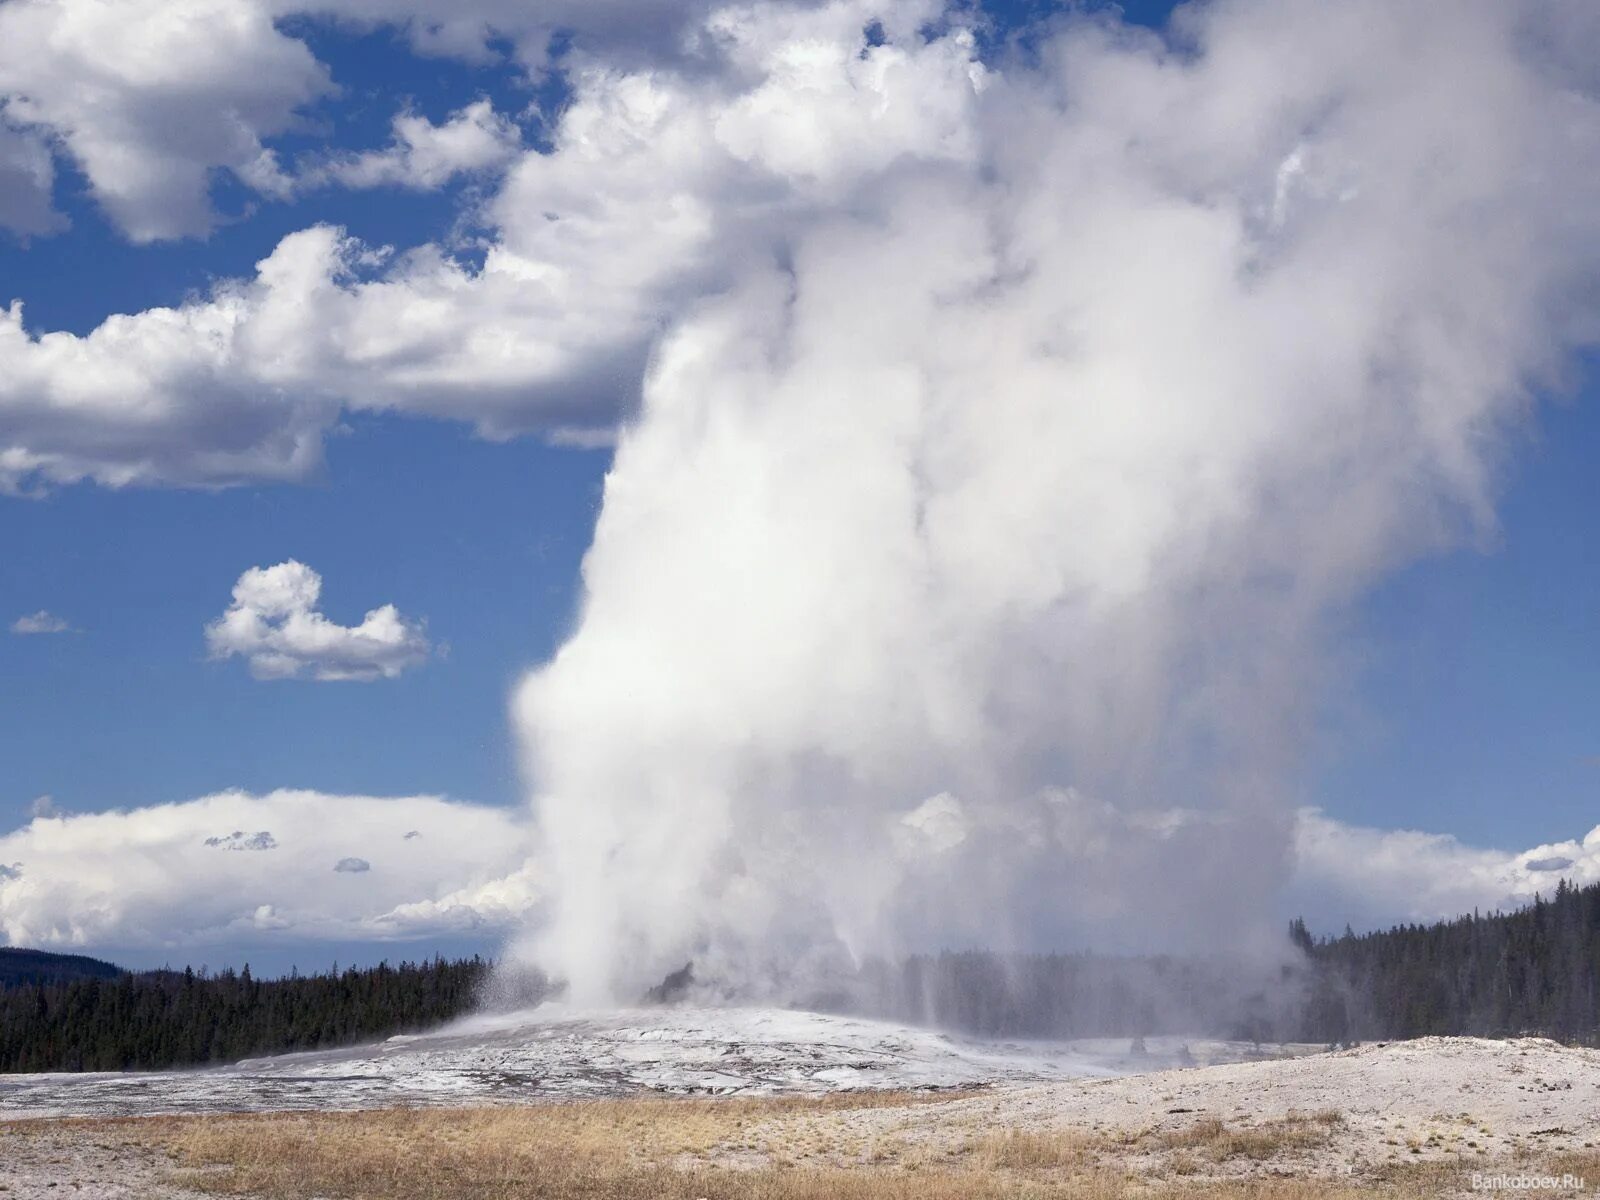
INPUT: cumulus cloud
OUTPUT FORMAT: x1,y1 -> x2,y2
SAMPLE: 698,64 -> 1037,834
205,560 -> 431,681
0,0 -> 969,489
506,0 -> 1600,1000
0,266 -> 338,490
3,787 -> 1584,958
10,610 -> 70,634
1291,809 -> 1600,932
0,0 -> 330,241
302,100 -> 521,191
0,0 -> 844,244
0,788 -> 537,950
363,859 -> 542,934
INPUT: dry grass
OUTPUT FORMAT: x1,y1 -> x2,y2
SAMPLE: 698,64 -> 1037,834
132,1098 -> 1369,1200
35,1096 -> 1587,1200
1150,1109 -> 1344,1161
147,1100 -> 1111,1200
1370,1150 -> 1599,1197
972,1126 -> 1093,1169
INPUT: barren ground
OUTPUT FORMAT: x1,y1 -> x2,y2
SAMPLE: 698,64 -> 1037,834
3,1035 -> 1597,1198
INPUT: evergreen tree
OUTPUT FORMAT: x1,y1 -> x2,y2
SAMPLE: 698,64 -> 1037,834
0,956 -> 514,1073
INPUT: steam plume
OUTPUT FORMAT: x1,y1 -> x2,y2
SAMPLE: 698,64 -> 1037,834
512,0 -> 1600,1002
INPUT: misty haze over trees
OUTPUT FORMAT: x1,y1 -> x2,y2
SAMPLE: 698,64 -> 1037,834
853,882 -> 1600,1047
4,881 -> 1599,1073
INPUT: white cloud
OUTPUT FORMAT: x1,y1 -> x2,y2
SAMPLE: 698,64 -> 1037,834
1290,808 -> 1600,931
0,0 -> 974,490
205,560 -> 431,681
0,0 -> 330,242
304,100 -> 521,190
10,610 -> 71,635
346,858 -> 541,934
0,262 -> 338,491
0,0 -> 848,243
0,788 -> 537,949
0,784 -> 1590,958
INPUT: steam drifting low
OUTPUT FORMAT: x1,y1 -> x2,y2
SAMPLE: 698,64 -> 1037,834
509,0 -> 1600,1002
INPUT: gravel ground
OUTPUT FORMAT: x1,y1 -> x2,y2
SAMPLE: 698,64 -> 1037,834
3,1035 -> 1596,1196
0,1123 -> 213,1200
806,1035 -> 1600,1180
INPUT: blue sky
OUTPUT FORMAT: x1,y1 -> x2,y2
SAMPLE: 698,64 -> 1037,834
0,0 -> 1214,831
0,12 -> 583,820
7,358 -> 1597,846
2,420 -> 604,815
1313,385 -> 1600,848
3,0 -> 1599,976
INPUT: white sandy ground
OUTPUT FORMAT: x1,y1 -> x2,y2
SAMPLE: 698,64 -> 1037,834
817,1035 -> 1600,1176
2,1011 -> 1598,1197
0,1124 -> 217,1199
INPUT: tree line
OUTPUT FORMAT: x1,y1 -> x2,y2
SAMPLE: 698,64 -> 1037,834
0,956 -> 492,1072
5,878 -> 1598,1072
1296,877 -> 1600,1044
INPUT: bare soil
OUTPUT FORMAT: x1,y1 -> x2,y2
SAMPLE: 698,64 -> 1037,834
3,1036 -> 1595,1199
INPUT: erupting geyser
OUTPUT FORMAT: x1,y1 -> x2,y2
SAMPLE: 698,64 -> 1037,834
510,0 -> 1600,1003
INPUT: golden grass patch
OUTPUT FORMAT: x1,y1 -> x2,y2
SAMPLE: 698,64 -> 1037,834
1149,1109 -> 1344,1161
29,1094 -> 1587,1200
972,1126 -> 1093,1169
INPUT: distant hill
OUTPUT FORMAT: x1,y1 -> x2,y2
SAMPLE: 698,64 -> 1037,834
0,947 -> 123,988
